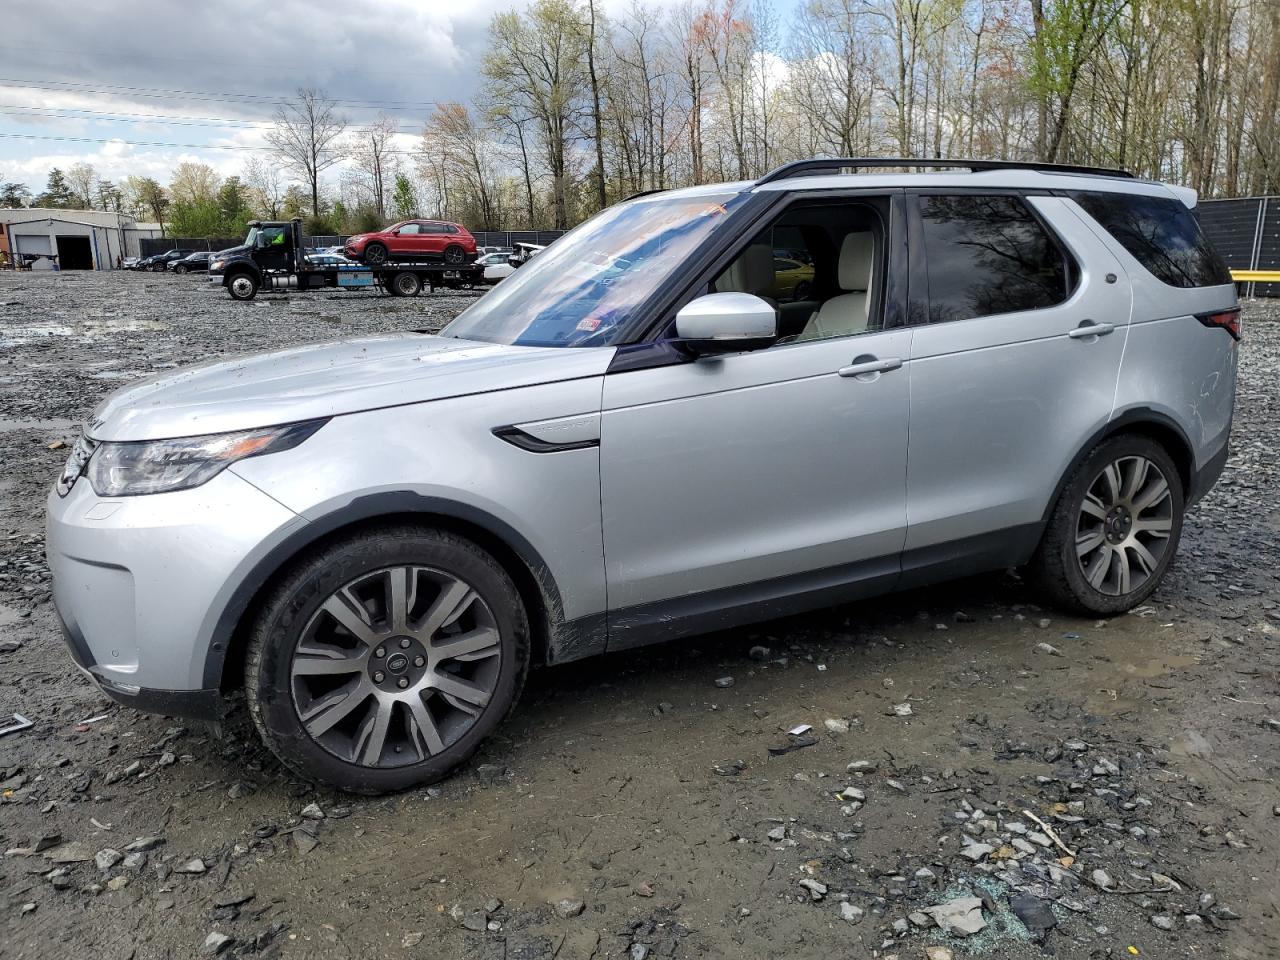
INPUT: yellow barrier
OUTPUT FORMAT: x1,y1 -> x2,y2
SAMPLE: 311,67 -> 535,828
1231,270 -> 1280,282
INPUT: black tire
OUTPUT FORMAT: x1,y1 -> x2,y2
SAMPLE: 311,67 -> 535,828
443,244 -> 466,265
244,525 -> 530,794
226,272 -> 259,301
363,243 -> 389,266
390,271 -> 422,297
1030,433 -> 1184,616
174,264 -> 188,274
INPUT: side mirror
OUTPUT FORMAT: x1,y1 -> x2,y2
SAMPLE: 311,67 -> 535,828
675,292 -> 777,356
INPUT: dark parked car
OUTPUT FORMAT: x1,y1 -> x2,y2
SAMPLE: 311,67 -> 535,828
170,251 -> 211,274
138,249 -> 193,272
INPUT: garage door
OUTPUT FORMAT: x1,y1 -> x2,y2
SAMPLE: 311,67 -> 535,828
13,233 -> 52,256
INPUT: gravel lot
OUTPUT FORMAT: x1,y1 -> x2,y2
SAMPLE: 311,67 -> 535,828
1,271 -> 1279,960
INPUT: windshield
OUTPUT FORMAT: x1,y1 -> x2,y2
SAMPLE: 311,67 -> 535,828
443,191 -> 747,347
243,226 -> 259,248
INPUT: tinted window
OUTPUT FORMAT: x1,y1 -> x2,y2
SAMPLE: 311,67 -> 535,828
1072,191 -> 1232,288
397,224 -> 420,235
919,195 -> 1071,322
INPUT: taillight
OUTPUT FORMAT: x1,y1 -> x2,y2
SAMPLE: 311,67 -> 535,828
1196,307 -> 1241,340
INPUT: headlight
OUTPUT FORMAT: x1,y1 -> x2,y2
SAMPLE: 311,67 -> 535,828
210,259 -> 225,271
81,420 -> 326,497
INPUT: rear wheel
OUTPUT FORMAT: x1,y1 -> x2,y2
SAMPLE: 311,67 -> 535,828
363,243 -> 389,266
244,526 -> 530,794
443,244 -> 466,266
390,271 -> 422,297
1031,434 -> 1183,615
227,272 -> 259,301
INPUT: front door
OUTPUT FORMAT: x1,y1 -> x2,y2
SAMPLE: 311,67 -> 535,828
599,194 -> 912,648
902,192 -> 1132,577
256,226 -> 291,271
393,223 -> 427,258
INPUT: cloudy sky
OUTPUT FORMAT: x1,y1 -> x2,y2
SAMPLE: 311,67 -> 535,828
4,0 -> 770,195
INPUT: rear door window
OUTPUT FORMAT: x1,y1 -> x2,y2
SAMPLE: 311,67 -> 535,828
1071,191 -> 1232,288
917,194 -> 1072,322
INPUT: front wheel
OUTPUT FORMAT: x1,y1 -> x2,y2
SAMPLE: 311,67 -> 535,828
1031,434 -> 1183,616
174,264 -> 188,274
244,526 -> 530,794
226,272 -> 259,301
362,243 -> 388,266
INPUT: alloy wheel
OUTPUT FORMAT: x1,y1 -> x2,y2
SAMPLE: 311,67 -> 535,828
444,245 -> 465,265
365,245 -> 387,265
289,566 -> 502,768
229,276 -> 254,299
1074,455 -> 1174,596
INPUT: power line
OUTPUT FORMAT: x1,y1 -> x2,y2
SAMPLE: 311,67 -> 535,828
1,105 -> 271,128
0,103 -> 425,133
0,43 -> 454,82
0,76 -> 441,112
0,131 -> 274,151
0,130 -> 422,156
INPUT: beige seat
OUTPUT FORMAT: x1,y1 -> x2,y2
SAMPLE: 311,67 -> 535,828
798,233 -> 875,341
716,243 -> 775,299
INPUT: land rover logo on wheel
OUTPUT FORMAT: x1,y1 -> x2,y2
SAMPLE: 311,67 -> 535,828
385,653 -> 409,673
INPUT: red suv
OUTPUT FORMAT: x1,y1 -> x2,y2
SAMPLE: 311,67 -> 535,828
344,220 -> 477,266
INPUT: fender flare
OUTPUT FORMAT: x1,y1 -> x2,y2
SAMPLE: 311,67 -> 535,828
199,491 -> 569,689
1037,407 -> 1196,531
219,259 -> 262,286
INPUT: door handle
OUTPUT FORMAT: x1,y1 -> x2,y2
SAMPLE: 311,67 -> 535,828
1068,320 -> 1115,339
838,356 -> 903,379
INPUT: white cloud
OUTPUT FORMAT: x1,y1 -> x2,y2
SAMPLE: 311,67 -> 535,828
0,0 -> 695,193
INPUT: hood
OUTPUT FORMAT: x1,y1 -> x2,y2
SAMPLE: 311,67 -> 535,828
212,244 -> 250,261
88,334 -> 615,441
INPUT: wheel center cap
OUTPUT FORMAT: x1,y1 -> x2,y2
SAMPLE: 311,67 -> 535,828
386,653 -> 409,674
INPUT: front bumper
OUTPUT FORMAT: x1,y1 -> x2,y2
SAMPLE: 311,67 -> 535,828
46,467 -> 303,716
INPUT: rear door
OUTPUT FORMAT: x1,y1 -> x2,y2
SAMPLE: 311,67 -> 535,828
903,192 -> 1131,578
419,223 -> 450,258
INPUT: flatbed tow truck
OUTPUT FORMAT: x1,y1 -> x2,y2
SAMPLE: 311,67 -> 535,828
208,219 -> 482,301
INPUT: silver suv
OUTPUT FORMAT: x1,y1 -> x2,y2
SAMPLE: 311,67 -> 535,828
48,159 -> 1239,793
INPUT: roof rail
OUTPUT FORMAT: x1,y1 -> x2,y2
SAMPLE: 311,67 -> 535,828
756,157 -> 1134,185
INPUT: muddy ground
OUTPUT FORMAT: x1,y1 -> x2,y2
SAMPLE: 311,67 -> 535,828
1,271 -> 1278,960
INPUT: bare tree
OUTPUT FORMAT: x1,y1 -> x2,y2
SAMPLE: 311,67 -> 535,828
484,0 -> 589,229
242,156 -> 285,219
66,162 -> 98,209
586,0 -> 609,210
350,114 -> 397,217
266,88 -> 348,217
169,161 -> 221,207
422,103 -> 502,229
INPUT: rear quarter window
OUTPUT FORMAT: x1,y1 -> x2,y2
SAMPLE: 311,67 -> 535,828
1072,191 -> 1232,288
918,194 -> 1073,322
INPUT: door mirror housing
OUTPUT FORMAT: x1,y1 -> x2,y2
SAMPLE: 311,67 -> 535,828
675,292 -> 777,356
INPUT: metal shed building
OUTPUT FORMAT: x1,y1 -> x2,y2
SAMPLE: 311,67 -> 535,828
0,209 -> 160,269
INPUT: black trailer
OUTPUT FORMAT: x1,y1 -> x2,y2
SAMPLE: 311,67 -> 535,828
207,219 -> 482,301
